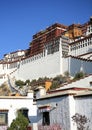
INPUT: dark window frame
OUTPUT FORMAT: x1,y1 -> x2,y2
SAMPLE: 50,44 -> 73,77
42,112 -> 50,126
0,111 -> 8,125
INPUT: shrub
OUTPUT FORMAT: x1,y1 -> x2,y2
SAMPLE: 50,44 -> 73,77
8,111 -> 29,130
74,72 -> 85,80
72,113 -> 90,130
15,80 -> 25,87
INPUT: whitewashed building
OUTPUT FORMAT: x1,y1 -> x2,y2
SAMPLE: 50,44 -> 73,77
0,91 -> 37,130
36,87 -> 92,130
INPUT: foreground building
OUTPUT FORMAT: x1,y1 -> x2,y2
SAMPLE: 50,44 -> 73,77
0,91 -> 37,130
36,86 -> 92,130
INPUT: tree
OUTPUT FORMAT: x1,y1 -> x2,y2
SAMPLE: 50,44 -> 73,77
72,113 -> 90,130
8,111 -> 29,130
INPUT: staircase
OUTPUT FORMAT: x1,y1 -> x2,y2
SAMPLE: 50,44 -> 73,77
7,75 -> 18,93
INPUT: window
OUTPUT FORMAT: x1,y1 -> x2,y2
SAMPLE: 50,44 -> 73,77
85,43 -> 87,46
83,44 -> 85,47
0,110 -> 8,125
42,112 -> 50,125
19,108 -> 29,122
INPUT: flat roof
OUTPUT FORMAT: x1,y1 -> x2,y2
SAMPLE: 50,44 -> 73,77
37,89 -> 92,100
0,95 -> 31,99
37,90 -> 78,100
74,91 -> 92,97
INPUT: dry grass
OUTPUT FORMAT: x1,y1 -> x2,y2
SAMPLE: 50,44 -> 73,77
0,83 -> 11,96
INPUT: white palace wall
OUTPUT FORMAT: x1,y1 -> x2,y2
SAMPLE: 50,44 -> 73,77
69,58 -> 92,76
1,50 -> 92,84
62,56 -> 92,76
11,51 -> 62,81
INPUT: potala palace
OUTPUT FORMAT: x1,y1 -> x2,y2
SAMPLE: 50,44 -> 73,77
0,17 -> 92,85
0,17 -> 92,130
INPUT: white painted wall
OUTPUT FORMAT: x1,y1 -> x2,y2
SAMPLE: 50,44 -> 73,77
62,56 -> 92,76
75,96 -> 92,130
37,95 -> 71,130
12,51 -> 61,81
68,96 -> 76,130
69,57 -> 92,76
37,93 -> 92,130
62,57 -> 69,74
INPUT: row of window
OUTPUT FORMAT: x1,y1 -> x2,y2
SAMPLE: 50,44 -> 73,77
70,40 -> 92,51
87,25 -> 92,33
47,44 -> 59,55
3,53 -> 44,69
21,41 -> 60,64
21,53 -> 44,65
62,43 -> 69,57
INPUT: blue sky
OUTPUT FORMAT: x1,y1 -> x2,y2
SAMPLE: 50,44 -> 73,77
0,0 -> 92,59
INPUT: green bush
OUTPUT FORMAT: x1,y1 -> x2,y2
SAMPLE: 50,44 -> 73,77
8,111 -> 29,130
50,81 -> 59,89
15,80 -> 25,87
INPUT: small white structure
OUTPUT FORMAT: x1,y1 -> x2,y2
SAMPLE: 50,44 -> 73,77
4,50 -> 25,62
0,91 -> 37,130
